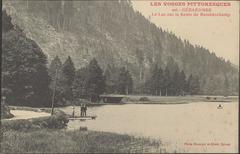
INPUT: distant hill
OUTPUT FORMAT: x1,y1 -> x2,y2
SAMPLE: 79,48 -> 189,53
3,0 -> 238,95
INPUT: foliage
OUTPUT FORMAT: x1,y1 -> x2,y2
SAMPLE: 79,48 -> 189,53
72,67 -> 88,99
48,56 -> 65,106
72,58 -> 105,102
1,102 -> 14,119
104,64 -> 119,94
139,97 -> 150,102
2,10 -> 51,107
188,75 -> 200,95
116,67 -> 133,95
1,110 -> 68,131
146,57 -> 200,96
62,56 -> 76,101
2,10 -> 14,32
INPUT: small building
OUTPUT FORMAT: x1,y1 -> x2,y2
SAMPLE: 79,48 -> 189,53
99,94 -> 125,103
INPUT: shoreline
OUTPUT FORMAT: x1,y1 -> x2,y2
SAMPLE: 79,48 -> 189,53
8,95 -> 238,110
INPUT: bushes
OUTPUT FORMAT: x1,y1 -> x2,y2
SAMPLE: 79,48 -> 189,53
1,119 -> 34,131
1,103 -> 14,119
139,97 -> 150,102
1,110 -> 69,131
72,99 -> 91,106
31,110 -> 69,129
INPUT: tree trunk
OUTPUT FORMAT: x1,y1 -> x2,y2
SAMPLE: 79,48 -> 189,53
139,66 -> 142,81
69,18 -> 72,29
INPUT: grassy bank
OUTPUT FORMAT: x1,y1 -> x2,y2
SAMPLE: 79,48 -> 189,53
1,129 -> 163,153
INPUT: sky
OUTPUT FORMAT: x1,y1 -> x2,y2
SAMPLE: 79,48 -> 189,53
132,1 -> 239,65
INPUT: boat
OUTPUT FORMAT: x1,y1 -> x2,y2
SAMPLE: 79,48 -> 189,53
217,104 -> 223,109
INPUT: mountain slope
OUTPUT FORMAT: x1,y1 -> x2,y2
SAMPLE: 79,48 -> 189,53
3,0 -> 238,95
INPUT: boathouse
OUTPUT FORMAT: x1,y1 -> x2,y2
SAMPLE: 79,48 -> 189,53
99,94 -> 125,103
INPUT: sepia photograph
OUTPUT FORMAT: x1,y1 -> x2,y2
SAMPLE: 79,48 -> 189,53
1,0 -> 239,153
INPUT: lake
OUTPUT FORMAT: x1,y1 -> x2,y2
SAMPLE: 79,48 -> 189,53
60,102 -> 238,153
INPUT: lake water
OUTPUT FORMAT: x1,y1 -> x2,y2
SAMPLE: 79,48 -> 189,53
60,102 -> 238,153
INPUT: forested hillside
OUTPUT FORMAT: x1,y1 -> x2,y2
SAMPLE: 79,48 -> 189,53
3,0 -> 238,95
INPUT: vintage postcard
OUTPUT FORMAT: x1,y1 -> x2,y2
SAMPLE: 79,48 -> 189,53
1,0 -> 239,153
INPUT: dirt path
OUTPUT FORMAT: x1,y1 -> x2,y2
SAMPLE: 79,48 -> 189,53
5,110 -> 50,120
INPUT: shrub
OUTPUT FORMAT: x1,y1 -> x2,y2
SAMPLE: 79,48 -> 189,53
1,110 -> 69,131
1,103 -> 14,119
206,96 -> 211,100
139,97 -> 150,102
121,97 -> 130,103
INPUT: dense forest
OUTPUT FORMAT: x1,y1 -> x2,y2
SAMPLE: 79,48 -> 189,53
2,0 -> 239,98
2,10 -> 51,106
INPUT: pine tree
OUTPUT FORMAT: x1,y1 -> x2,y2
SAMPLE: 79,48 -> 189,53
72,59 -> 105,102
166,56 -> 179,76
223,76 -> 229,96
135,48 -> 144,81
125,70 -> 133,95
72,67 -> 88,99
187,74 -> 193,95
2,12 -> 51,106
157,67 -> 164,96
149,64 -> 159,95
163,67 -> 171,96
49,56 -> 62,79
104,64 -> 118,94
116,67 -> 133,95
48,56 -> 65,106
62,56 -> 76,101
117,67 -> 127,94
179,70 -> 187,96
171,70 -> 180,95
86,58 -> 105,102
104,65 -> 113,93
188,74 -> 200,95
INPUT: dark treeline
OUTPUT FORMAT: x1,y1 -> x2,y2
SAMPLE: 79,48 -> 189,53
2,10 -> 51,107
142,56 -> 200,96
105,64 -> 133,95
50,57 -> 133,105
145,63 -> 200,96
